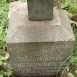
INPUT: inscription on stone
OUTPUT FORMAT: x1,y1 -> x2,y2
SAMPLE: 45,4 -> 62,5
7,42 -> 73,76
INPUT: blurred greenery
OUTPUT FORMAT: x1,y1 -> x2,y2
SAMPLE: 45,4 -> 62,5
0,0 -> 8,51
0,0 -> 12,77
61,0 -> 77,14
61,0 -> 77,77
19,0 -> 27,2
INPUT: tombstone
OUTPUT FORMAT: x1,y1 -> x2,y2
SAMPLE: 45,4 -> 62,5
6,1 -> 75,77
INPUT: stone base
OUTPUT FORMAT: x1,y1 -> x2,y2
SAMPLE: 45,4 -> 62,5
16,75 -> 56,77
6,1 -> 75,77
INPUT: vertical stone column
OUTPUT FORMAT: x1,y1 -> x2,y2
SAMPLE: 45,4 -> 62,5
27,0 -> 54,20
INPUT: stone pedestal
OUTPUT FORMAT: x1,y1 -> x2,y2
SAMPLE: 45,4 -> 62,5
6,2 -> 75,77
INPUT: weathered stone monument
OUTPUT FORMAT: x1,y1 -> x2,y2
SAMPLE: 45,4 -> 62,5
6,1 -> 75,77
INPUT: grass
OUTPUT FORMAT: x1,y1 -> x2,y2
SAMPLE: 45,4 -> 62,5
0,0 -> 12,77
0,0 -> 8,52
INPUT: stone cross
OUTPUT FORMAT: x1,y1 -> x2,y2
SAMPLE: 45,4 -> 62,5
27,0 -> 54,20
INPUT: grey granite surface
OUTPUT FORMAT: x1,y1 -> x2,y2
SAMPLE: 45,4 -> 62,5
6,2 -> 75,77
